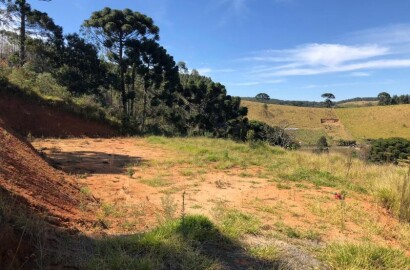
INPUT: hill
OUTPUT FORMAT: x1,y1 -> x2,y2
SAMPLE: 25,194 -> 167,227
335,104 -> 410,140
242,100 -> 410,142
241,100 -> 353,144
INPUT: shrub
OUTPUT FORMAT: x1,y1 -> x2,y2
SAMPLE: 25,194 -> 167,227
316,136 -> 329,153
247,120 -> 300,149
368,138 -> 410,163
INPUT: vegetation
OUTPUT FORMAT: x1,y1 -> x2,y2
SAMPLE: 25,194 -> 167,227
321,92 -> 336,108
378,91 -> 410,106
255,92 -> 270,103
316,136 -> 329,153
368,138 -> 410,163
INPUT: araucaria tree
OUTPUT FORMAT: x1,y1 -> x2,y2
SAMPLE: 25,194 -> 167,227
83,8 -> 160,119
255,93 -> 270,103
321,93 -> 335,108
0,0 -> 61,67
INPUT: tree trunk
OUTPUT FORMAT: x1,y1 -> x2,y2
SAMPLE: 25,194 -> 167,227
118,37 -> 127,118
142,83 -> 148,133
19,0 -> 26,67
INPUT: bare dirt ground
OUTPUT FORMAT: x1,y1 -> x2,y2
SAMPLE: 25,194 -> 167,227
32,137 -> 407,255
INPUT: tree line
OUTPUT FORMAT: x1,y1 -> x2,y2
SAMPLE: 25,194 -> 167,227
0,1 -> 299,148
377,92 -> 410,106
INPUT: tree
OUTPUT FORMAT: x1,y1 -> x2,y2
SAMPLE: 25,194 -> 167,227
56,34 -> 108,96
321,93 -> 335,108
127,38 -> 180,132
377,92 -> 391,106
177,61 -> 188,74
316,136 -> 329,153
83,7 -> 159,118
191,69 -> 199,76
255,93 -> 270,103
0,0 -> 58,67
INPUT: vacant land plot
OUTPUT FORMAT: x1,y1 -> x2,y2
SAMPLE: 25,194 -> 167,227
32,137 -> 410,269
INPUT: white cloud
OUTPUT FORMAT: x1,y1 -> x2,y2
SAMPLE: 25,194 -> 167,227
348,24 -> 410,46
268,59 -> 410,77
240,41 -> 410,77
226,79 -> 284,86
292,44 -> 388,67
350,72 -> 370,77
197,68 -> 235,75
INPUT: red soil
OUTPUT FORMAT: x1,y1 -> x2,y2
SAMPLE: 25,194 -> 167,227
0,91 -> 117,138
0,119 -> 97,269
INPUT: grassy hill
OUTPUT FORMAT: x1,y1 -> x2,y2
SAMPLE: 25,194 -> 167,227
242,100 -> 353,144
242,100 -> 410,142
335,104 -> 410,140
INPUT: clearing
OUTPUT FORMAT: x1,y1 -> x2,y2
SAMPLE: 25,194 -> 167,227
31,136 -> 410,269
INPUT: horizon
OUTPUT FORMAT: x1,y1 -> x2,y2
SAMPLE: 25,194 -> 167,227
16,0 -> 410,101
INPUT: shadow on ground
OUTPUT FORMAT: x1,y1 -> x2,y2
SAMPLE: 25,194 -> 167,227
86,215 -> 281,270
40,149 -> 144,175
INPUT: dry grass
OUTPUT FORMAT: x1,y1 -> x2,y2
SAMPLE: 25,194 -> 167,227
337,101 -> 378,108
335,104 -> 410,140
242,100 -> 410,142
242,100 -> 334,129
241,100 -> 352,142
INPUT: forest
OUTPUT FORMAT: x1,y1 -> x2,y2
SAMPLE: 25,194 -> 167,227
0,2 -> 299,148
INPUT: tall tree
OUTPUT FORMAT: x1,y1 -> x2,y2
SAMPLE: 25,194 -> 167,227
321,92 -> 335,108
0,0 -> 56,67
126,38 -> 179,132
255,93 -> 270,103
83,8 -> 159,118
377,92 -> 391,106
177,61 -> 188,74
56,34 -> 108,96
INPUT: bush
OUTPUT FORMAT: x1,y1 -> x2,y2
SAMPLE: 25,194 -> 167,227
315,136 -> 329,153
247,120 -> 300,149
368,138 -> 410,163
337,139 -> 357,147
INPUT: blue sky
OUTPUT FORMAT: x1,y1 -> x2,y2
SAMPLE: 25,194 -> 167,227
28,0 -> 410,101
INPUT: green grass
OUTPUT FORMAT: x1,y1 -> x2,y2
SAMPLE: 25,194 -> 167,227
146,136 -> 285,170
140,176 -> 172,187
87,215 -> 277,270
88,216 -> 220,270
215,207 -> 261,239
321,242 -> 410,270
287,128 -> 331,146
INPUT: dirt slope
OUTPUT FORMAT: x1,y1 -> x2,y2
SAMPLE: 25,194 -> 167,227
0,90 -> 117,138
0,119 -> 94,226
0,119 -> 96,269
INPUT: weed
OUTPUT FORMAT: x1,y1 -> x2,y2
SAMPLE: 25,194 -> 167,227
248,245 -> 279,260
276,183 -> 292,190
160,194 -> 177,221
321,242 -> 410,270
214,204 -> 261,239
275,222 -> 300,238
141,176 -> 171,187
126,165 -> 135,178
215,179 -> 230,189
80,186 -> 92,196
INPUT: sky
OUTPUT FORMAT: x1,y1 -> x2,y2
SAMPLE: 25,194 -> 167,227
27,0 -> 410,101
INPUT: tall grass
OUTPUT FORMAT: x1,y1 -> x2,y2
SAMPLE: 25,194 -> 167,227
321,242 -> 410,270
